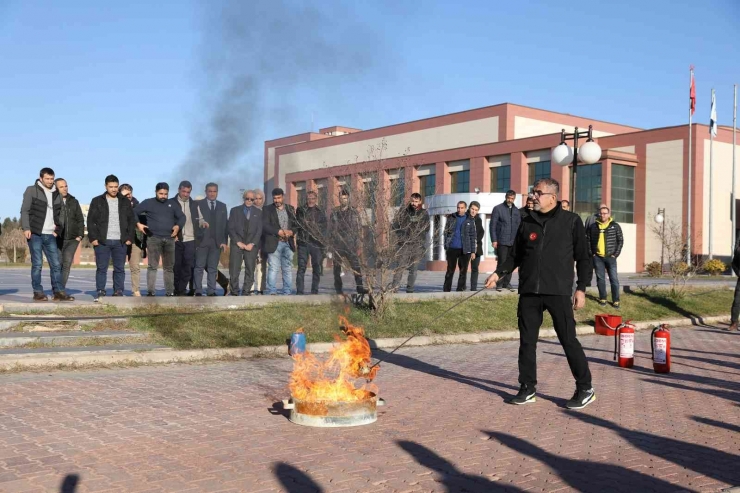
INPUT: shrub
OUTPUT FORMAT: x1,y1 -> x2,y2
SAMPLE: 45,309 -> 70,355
703,258 -> 727,276
644,261 -> 662,277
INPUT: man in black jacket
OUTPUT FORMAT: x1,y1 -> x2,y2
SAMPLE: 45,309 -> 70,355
54,178 -> 85,291
586,206 -> 624,308
392,193 -> 429,293
134,183 -> 185,296
295,190 -> 327,295
485,178 -> 595,410
170,181 -> 200,296
329,189 -> 366,294
87,174 -> 135,299
490,190 -> 521,292
728,239 -> 740,331
262,188 -> 297,295
193,183 -> 229,296
228,190 -> 263,295
20,167 -> 72,301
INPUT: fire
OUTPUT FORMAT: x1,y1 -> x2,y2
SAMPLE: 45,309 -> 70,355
289,316 -> 379,403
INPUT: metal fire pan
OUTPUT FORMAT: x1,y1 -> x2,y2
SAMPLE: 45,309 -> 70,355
283,392 -> 385,427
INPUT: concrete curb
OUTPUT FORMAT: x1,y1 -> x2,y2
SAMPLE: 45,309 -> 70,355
0,314 -> 729,370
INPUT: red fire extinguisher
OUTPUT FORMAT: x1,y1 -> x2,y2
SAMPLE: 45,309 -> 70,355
613,321 -> 635,368
651,324 -> 671,373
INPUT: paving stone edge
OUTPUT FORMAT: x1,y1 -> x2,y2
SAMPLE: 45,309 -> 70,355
0,313 -> 729,370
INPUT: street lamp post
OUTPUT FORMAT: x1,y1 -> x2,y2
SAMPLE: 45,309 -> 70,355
551,125 -> 602,213
654,208 -> 666,272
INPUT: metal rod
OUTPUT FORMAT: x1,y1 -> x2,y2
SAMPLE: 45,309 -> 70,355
365,288 -> 488,373
709,88 -> 715,260
687,68 -> 693,265
733,83 -> 737,273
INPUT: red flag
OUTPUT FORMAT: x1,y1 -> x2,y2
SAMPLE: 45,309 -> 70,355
689,67 -> 696,116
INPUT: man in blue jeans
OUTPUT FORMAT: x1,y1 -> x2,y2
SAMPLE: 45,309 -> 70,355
586,206 -> 624,309
261,188 -> 297,295
20,167 -> 73,301
86,175 -> 135,300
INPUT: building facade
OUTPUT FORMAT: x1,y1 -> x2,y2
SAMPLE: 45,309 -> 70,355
265,103 -> 739,272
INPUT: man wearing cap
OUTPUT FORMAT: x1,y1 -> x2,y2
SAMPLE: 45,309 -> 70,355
134,182 -> 186,296
490,190 -> 521,292
262,188 -> 297,295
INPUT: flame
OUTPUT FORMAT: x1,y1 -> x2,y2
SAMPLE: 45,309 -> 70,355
289,316 -> 379,403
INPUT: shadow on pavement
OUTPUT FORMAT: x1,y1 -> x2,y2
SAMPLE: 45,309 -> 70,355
568,413 -> 740,486
623,286 -> 714,326
60,474 -> 80,493
691,416 -> 740,434
641,377 -> 740,404
397,440 -> 524,492
272,462 -> 323,493
372,349 -> 567,407
486,431 -> 694,492
0,289 -> 18,296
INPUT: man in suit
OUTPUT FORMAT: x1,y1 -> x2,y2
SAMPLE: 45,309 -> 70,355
228,190 -> 263,295
193,182 -> 228,296
262,187 -> 297,295
170,180 -> 201,296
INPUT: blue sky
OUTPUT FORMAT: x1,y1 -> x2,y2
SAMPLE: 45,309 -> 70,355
1,0 -> 738,220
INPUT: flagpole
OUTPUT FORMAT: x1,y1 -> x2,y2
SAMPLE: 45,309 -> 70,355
733,83 -> 737,271
687,68 -> 693,265
709,88 -> 715,260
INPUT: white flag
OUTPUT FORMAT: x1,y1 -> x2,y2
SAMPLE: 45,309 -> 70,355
710,89 -> 718,137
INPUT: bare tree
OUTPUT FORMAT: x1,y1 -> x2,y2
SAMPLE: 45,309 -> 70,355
0,227 -> 28,263
651,219 -> 702,299
296,139 -> 431,318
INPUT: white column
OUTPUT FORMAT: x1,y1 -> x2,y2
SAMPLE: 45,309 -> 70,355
485,217 -> 492,258
439,214 -> 447,262
427,214 -> 434,261
479,213 -> 486,260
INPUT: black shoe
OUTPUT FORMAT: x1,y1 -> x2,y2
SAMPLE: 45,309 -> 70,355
258,291 -> 264,295
195,293 -> 203,297
33,292 -> 49,302
296,291 -> 304,295
230,291 -> 239,296
207,293 -> 216,297
508,385 -> 536,405
94,290 -> 106,302
165,293 -> 175,297
53,292 -> 74,302
112,291 -> 123,297
613,301 -> 621,310
187,290 -> 195,297
566,388 -> 596,410
496,287 -> 503,292
147,292 -> 155,297
406,290 -> 414,294
598,299 -> 607,307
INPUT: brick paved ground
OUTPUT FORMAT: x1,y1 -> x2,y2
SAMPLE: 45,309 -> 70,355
0,324 -> 738,492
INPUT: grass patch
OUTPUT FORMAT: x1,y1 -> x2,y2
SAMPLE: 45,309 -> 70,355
120,287 -> 733,349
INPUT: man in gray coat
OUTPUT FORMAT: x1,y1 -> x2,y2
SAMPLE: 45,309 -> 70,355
228,190 -> 263,295
490,190 -> 521,292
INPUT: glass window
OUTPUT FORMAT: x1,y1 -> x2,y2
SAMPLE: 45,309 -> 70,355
573,163 -> 602,219
611,164 -> 635,223
295,182 -> 306,208
391,173 -> 405,207
450,170 -> 470,193
419,174 -> 436,198
491,165 -> 511,193
362,174 -> 377,208
528,161 -> 551,187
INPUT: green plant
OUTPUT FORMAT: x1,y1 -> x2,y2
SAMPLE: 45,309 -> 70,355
644,261 -> 662,277
703,258 -> 727,276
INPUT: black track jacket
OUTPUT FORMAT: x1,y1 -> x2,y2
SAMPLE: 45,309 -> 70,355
495,203 -> 592,295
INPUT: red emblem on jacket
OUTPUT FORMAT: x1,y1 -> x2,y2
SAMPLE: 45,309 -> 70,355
529,232 -> 538,241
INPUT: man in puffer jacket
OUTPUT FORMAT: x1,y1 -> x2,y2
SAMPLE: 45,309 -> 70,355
443,201 -> 477,292
586,206 -> 624,308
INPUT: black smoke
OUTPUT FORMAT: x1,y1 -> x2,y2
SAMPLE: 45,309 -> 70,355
176,0 -> 383,202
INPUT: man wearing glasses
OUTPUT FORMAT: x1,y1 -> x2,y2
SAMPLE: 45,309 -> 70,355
227,190 -> 262,295
485,178 -> 595,410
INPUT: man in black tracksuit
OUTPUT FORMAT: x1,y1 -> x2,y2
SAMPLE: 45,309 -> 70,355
485,177 -> 595,410
330,189 -> 366,294
392,193 -> 429,293
295,190 -> 327,295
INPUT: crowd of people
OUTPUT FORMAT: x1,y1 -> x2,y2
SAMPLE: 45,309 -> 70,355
18,167 -> 633,303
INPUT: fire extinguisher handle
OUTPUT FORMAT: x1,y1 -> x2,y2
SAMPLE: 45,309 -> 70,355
650,326 -> 658,361
613,325 -> 619,361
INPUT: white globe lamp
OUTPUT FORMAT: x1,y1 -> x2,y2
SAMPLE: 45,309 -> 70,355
551,144 -> 574,166
578,140 -> 602,164
654,212 -> 664,224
